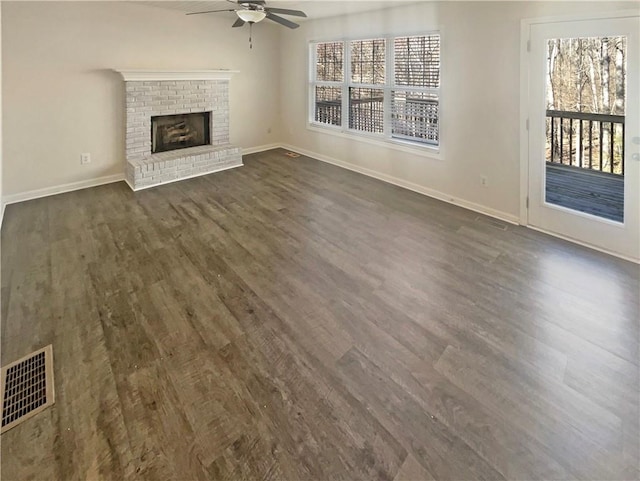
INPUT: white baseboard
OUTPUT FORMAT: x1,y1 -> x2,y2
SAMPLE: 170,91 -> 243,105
527,225 -> 639,264
0,145 -> 272,209
242,143 -> 282,156
0,143 -> 518,230
2,173 -> 125,207
278,143 -> 639,262
280,143 -> 520,225
3,144 -> 630,262
126,162 -> 243,192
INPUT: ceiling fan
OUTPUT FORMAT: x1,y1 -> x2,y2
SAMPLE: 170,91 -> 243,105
187,0 -> 307,30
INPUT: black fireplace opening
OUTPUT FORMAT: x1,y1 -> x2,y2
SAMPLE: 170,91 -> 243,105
151,112 -> 211,154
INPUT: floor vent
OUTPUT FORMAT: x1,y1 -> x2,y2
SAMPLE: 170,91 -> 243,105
1,345 -> 55,434
285,151 -> 301,158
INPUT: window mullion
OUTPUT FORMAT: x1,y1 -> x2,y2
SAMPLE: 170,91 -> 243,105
343,40 -> 351,130
384,36 -> 394,138
309,43 -> 316,124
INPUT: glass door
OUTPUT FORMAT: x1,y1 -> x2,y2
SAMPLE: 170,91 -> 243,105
528,15 -> 640,261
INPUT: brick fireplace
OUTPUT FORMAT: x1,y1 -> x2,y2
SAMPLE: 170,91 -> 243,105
116,70 -> 242,190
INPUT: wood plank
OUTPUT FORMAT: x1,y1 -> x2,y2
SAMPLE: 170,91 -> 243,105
337,346 -> 505,480
1,148 -> 637,480
546,163 -> 624,222
434,345 -> 630,479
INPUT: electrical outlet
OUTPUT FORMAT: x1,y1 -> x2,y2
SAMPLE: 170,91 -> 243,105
80,153 -> 91,165
480,175 -> 489,187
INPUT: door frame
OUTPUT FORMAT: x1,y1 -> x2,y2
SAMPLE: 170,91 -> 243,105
519,9 -> 640,262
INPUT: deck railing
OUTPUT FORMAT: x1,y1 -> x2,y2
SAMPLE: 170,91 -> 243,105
546,110 -> 625,175
315,100 -> 342,126
315,97 -> 387,132
349,96 -> 384,133
316,97 -> 438,141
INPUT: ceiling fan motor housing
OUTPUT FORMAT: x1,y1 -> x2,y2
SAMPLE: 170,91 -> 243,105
187,0 -> 306,30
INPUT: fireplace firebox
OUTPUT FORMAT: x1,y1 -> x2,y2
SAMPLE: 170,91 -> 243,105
151,112 -> 211,154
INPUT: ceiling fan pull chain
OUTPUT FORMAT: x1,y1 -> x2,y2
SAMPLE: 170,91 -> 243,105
249,22 -> 253,49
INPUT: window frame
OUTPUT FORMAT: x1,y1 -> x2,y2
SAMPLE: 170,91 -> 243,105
309,31 -> 442,157
348,38 -> 387,135
310,41 -> 345,132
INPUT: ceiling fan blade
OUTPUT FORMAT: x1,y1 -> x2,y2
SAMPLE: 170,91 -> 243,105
265,7 -> 307,18
232,17 -> 245,27
266,12 -> 299,29
186,8 -> 236,15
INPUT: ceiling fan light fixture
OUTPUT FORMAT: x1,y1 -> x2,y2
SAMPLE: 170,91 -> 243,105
236,10 -> 266,23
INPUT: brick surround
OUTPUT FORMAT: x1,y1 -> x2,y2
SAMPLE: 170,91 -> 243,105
118,71 -> 242,190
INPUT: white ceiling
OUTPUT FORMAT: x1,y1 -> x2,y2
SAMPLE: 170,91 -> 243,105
140,1 -> 420,21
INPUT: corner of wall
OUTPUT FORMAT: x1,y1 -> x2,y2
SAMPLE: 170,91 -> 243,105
1,2 -> 4,230
2,2 -> 288,203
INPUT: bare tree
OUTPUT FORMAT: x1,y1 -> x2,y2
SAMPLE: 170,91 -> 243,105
545,36 -> 626,173
614,38 -> 625,114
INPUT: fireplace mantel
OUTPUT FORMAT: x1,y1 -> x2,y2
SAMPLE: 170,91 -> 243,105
115,69 -> 239,81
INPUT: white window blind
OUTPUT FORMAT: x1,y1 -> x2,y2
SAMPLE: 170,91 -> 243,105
394,35 -> 440,88
316,42 -> 344,82
391,91 -> 439,144
350,39 -> 386,85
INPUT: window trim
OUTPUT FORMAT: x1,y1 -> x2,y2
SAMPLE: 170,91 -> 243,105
309,31 -> 443,157
307,123 -> 445,160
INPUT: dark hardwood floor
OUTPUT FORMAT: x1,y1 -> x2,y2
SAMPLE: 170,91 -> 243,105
1,148 -> 638,480
546,162 -> 624,222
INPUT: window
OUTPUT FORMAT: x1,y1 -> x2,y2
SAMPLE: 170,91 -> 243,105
311,34 -> 441,148
349,39 -> 385,133
313,42 -> 344,126
392,35 -> 440,145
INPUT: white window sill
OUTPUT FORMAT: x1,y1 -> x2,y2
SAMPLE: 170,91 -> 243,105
306,123 -> 444,160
